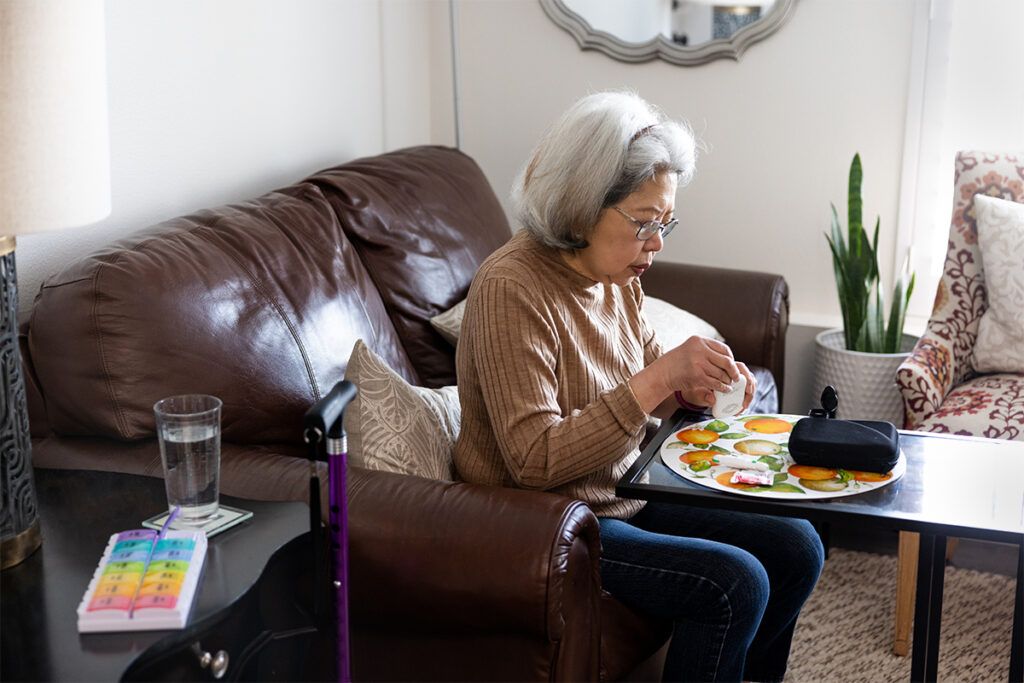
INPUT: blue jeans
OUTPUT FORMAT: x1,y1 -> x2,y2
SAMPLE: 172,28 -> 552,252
599,503 -> 824,682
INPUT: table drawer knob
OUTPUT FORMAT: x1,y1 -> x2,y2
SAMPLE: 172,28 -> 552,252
192,644 -> 229,679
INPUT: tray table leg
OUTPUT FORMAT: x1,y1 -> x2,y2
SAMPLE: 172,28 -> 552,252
1010,540 -> 1023,682
910,533 -> 946,682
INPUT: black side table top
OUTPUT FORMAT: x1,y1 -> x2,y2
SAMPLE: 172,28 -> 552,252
1,468 -> 309,682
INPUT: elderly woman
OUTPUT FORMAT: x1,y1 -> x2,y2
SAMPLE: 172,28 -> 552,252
454,91 -> 823,682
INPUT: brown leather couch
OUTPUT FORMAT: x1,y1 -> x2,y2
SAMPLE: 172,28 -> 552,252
20,146 -> 789,681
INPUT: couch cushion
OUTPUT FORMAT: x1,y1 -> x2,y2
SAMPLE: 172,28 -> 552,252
309,146 -> 512,388
29,182 -> 413,444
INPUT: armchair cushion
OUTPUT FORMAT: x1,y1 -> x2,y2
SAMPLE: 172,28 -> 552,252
343,340 -> 459,481
914,373 -> 1024,441
973,195 -> 1024,373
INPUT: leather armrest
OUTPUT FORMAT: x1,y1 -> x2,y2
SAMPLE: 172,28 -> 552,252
643,261 -> 789,403
347,466 -> 601,640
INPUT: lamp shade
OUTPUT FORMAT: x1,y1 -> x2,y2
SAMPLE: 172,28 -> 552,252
1,0 -> 110,570
0,0 -> 111,234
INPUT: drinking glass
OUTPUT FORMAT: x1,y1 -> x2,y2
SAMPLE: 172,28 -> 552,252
153,394 -> 222,523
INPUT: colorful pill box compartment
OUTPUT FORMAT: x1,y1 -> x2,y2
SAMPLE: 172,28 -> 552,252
76,528 -> 207,633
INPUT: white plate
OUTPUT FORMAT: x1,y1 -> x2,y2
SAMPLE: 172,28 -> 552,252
659,414 -> 905,500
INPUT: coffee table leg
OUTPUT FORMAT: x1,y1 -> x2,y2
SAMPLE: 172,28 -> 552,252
1010,540 -> 1023,682
911,533 -> 946,682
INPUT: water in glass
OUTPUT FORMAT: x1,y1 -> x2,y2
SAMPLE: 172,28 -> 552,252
160,423 -> 220,521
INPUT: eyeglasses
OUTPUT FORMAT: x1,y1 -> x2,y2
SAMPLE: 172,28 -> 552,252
613,207 -> 678,241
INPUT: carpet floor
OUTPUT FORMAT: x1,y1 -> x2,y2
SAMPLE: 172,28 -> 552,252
786,549 -> 1016,682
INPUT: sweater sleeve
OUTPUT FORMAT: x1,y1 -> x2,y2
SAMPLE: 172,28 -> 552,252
467,277 -> 648,490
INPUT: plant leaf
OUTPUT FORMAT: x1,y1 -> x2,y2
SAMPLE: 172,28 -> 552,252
848,153 -> 863,260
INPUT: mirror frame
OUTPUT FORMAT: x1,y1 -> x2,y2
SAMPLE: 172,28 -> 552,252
539,0 -> 797,66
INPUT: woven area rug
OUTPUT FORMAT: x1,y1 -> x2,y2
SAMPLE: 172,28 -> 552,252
786,549 -> 1016,682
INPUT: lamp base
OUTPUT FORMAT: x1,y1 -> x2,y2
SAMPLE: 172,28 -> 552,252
0,237 -> 42,570
1,518 -> 40,569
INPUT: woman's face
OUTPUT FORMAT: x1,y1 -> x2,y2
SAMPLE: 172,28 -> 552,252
563,171 -> 678,287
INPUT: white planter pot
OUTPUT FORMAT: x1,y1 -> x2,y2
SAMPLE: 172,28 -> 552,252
812,328 -> 918,424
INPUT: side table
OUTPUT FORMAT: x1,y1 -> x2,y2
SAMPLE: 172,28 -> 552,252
1,468 -> 323,681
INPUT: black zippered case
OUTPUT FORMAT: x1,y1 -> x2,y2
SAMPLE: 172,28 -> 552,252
789,417 -> 900,473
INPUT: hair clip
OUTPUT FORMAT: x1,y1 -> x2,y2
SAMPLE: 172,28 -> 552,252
629,124 -> 657,145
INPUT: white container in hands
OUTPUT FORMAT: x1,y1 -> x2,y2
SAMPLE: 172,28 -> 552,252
712,374 -> 747,420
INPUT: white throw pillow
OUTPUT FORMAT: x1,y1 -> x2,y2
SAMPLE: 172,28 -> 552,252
973,194 -> 1024,373
430,296 -> 724,348
642,296 -> 726,348
343,339 -> 460,480
430,300 -> 465,346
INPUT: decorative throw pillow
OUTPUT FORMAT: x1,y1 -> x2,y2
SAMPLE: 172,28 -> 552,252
343,340 -> 460,481
430,296 -> 724,348
973,195 -> 1024,374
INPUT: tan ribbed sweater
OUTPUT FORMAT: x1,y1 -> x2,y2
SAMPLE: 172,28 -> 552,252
454,231 -> 662,519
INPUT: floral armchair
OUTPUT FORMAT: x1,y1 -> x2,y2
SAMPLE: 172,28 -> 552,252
896,150 -> 1024,439
890,151 -> 1024,657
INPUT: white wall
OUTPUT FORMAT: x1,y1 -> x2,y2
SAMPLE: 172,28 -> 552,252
14,0 -> 453,315
455,0 -> 916,331
452,0 -> 918,412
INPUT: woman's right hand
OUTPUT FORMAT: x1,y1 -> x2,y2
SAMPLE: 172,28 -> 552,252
657,336 -> 741,407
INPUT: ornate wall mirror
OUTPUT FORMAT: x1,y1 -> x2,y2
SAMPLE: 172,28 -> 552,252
540,0 -> 797,66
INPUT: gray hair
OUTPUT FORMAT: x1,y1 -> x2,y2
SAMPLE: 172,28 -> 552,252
511,91 -> 697,250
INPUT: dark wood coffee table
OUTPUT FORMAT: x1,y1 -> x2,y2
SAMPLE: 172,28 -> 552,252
1,468 -> 323,681
618,411 -> 1024,683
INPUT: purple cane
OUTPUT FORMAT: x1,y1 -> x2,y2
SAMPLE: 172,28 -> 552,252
326,428 -> 350,682
303,380 -> 357,683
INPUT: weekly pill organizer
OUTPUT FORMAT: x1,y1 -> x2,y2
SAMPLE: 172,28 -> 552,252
76,528 -> 207,633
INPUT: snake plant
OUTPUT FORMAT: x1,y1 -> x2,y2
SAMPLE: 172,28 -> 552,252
825,154 -> 915,353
